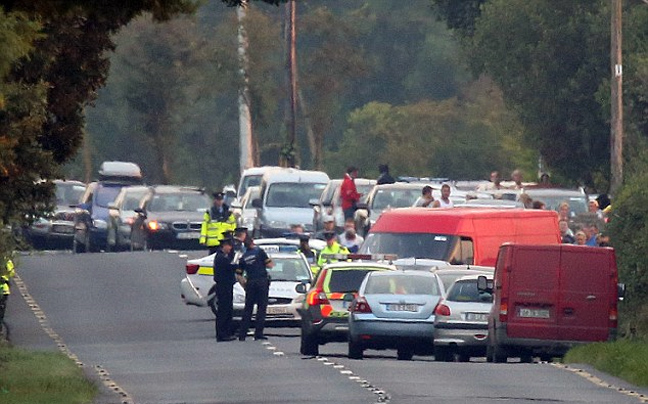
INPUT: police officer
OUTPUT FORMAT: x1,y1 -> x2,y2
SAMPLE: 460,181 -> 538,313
238,237 -> 274,341
213,232 -> 237,341
317,231 -> 350,267
1,256 -> 15,332
200,192 -> 236,255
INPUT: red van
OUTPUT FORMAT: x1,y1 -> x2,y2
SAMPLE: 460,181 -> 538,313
483,243 -> 621,362
359,208 -> 561,266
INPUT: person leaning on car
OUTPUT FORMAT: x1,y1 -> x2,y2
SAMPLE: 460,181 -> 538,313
238,237 -> 274,341
200,192 -> 236,255
213,233 -> 238,342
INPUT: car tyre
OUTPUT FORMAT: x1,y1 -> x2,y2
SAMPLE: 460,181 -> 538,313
348,339 -> 363,360
208,285 -> 218,317
73,235 -> 85,254
539,354 -> 553,362
491,344 -> 508,363
486,345 -> 494,363
457,353 -> 471,363
434,346 -> 453,362
300,330 -> 319,356
520,350 -> 534,363
397,347 -> 414,361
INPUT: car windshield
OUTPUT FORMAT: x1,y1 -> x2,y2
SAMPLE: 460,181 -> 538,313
360,233 -> 457,260
122,190 -> 149,211
371,188 -> 421,210
365,274 -> 439,295
447,279 -> 493,303
266,182 -> 327,208
239,175 -> 262,198
148,193 -> 210,212
526,194 -> 588,215
244,189 -> 261,208
327,269 -> 378,293
267,257 -> 311,282
94,186 -> 122,208
55,183 -> 85,205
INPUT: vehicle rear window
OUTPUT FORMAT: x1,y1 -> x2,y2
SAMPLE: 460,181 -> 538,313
360,233 -> 457,261
95,186 -> 122,207
365,274 -> 439,295
447,280 -> 493,303
148,193 -> 210,212
55,184 -> 85,205
266,183 -> 327,208
327,269 -> 376,293
371,188 -> 421,210
267,257 -> 311,282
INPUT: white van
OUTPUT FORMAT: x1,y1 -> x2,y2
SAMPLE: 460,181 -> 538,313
252,168 -> 329,237
237,166 -> 283,198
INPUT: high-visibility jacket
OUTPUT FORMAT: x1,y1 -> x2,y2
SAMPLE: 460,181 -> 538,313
317,242 -> 350,267
1,259 -> 15,296
200,206 -> 236,247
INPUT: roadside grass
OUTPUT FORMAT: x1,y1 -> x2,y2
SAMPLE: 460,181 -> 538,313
0,342 -> 97,404
564,339 -> 648,387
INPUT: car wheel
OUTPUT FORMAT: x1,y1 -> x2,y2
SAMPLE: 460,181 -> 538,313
348,339 -> 363,360
106,229 -> 114,252
539,354 -> 553,363
457,353 -> 471,363
434,346 -> 453,362
73,235 -> 85,254
397,347 -> 414,361
208,285 -> 218,317
520,350 -> 534,363
491,344 -> 508,363
486,345 -> 494,363
300,328 -> 319,356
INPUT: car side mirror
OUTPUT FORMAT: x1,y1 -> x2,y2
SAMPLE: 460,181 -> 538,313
252,198 -> 262,209
618,283 -> 626,301
295,283 -> 308,294
477,276 -> 492,293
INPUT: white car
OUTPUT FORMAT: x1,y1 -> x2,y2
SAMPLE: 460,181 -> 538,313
180,239 -> 323,322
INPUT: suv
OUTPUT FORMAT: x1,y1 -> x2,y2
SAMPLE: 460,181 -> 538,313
311,178 -> 376,233
297,261 -> 395,356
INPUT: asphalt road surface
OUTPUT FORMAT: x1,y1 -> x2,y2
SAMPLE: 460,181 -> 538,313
6,250 -> 648,404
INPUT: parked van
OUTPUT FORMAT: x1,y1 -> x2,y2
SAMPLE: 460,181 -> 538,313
360,208 -> 561,266
481,243 -> 622,362
252,168 -> 329,237
237,166 -> 283,198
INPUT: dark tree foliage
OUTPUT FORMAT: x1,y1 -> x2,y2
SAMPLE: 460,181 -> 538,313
220,0 -> 284,6
430,0 -> 486,36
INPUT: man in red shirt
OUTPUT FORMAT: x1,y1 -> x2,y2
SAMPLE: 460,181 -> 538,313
341,166 -> 362,221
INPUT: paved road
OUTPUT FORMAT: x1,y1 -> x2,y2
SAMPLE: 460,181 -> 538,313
6,250 -> 647,404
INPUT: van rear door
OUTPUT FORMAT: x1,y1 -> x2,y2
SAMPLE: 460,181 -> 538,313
557,246 -> 612,342
506,245 -> 560,340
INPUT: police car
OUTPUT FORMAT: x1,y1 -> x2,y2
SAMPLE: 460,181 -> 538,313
179,238 -> 324,322
297,254 -> 397,356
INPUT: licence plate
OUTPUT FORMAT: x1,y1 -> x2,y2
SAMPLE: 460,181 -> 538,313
176,232 -> 200,239
518,308 -> 550,319
260,245 -> 280,253
386,304 -> 418,312
266,306 -> 289,315
52,225 -> 74,234
465,312 -> 489,322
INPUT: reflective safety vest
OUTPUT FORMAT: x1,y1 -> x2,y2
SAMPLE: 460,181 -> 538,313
1,259 -> 15,296
200,208 -> 236,247
317,243 -> 350,267
298,248 -> 320,275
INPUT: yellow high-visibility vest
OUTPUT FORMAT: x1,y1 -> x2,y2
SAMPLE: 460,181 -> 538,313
1,259 -> 15,296
200,209 -> 236,247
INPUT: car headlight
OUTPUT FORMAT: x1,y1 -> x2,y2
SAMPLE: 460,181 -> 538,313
267,220 -> 288,229
147,220 -> 168,231
93,219 -> 108,229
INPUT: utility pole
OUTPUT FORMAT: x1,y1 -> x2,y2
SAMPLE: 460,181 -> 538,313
610,0 -> 623,196
237,1 -> 254,174
282,0 -> 298,168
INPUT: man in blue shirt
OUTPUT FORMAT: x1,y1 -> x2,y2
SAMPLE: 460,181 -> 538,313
238,238 -> 274,341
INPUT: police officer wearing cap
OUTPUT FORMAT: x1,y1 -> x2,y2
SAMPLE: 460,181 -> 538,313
317,231 -> 350,267
200,192 -> 236,255
238,237 -> 274,341
213,232 -> 237,341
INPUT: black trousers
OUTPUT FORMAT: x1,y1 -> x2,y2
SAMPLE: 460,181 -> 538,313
215,282 -> 233,340
238,278 -> 269,339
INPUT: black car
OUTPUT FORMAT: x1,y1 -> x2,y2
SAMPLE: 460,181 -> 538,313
130,186 -> 211,250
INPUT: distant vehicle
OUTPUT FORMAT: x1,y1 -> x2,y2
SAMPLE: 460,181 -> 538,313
360,208 -> 561,266
521,187 -> 589,218
297,260 -> 395,356
231,186 -> 261,235
26,179 -> 86,249
432,265 -> 495,292
433,273 -> 494,362
73,161 -> 143,253
252,168 -> 329,237
236,166 -> 283,199
347,270 -> 444,360
482,243 -> 623,363
310,178 -> 376,232
106,185 -> 151,251
130,185 -> 211,251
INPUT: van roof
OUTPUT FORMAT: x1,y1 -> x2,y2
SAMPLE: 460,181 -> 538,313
262,168 -> 329,183
242,166 -> 284,176
370,208 -> 559,234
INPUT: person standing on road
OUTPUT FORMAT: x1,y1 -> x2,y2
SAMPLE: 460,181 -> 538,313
238,238 -> 274,341
0,255 -> 15,333
341,166 -> 362,221
213,233 -> 237,342
200,192 -> 236,255
432,184 -> 454,208
376,164 -> 395,185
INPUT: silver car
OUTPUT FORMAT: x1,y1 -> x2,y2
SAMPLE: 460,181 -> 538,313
433,274 -> 494,362
348,270 -> 444,361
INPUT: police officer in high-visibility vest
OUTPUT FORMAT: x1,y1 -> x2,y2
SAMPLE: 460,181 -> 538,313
213,232 -> 237,341
1,256 -> 15,331
317,231 -> 350,267
200,192 -> 236,255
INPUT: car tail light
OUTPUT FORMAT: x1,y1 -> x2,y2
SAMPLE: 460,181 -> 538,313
307,289 -> 329,306
434,303 -> 451,316
609,306 -> 618,328
148,221 -> 160,231
186,263 -> 199,275
351,297 -> 372,313
499,297 -> 508,322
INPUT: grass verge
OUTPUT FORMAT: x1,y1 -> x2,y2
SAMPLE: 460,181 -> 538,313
0,341 -> 97,404
564,339 -> 648,387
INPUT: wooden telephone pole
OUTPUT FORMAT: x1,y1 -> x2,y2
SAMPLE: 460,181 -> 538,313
237,1 -> 255,174
610,0 -> 623,196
